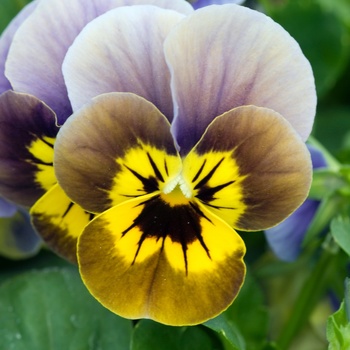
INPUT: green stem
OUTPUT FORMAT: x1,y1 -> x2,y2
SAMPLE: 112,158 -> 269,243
276,248 -> 336,349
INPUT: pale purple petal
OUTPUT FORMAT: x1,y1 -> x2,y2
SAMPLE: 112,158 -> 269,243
63,6 -> 185,121
265,145 -> 327,261
264,200 -> 319,262
6,0 -> 192,124
0,197 -> 17,218
0,1 -> 38,93
164,5 -> 316,154
0,208 -> 41,259
192,0 -> 244,9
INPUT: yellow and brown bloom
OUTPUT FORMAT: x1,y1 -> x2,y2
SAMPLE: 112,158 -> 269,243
0,1 -> 316,325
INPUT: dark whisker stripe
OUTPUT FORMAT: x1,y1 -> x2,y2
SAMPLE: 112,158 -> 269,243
31,159 -> 53,166
62,202 -> 74,218
124,164 -> 159,193
199,201 -> 236,210
192,159 -> 206,183
196,180 -> 235,203
147,152 -> 164,182
194,157 -> 225,190
164,159 -> 169,176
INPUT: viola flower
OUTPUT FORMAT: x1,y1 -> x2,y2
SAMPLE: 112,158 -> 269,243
264,145 -> 327,262
0,1 -> 316,325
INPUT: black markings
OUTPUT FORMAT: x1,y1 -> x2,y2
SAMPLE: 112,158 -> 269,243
194,157 -> 225,190
147,152 -> 164,182
62,202 -> 74,218
122,196 -> 212,274
192,159 -> 206,183
124,164 -> 159,193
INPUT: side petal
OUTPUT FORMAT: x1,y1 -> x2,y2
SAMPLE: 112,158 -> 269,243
164,4 -> 316,154
182,105 -> 312,231
78,194 -> 246,325
0,1 -> 38,93
54,92 -> 181,214
0,208 -> 41,259
5,0 -> 192,124
0,91 -> 57,206
30,184 -> 93,263
63,6 -> 185,120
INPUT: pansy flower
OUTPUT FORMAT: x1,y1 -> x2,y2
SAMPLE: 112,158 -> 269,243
265,145 -> 327,262
0,1 -> 316,325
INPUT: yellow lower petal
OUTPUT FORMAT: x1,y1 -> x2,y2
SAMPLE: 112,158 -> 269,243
77,194 -> 246,325
31,184 -> 93,263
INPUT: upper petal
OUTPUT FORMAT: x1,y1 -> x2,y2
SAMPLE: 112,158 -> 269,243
191,0 -> 244,9
164,4 -> 316,154
0,91 -> 57,206
54,92 -> 181,214
0,1 -> 38,93
182,105 -> 312,231
63,6 -> 185,121
5,0 -> 192,123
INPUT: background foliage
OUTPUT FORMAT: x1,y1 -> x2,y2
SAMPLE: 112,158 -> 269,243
1,0 -> 350,349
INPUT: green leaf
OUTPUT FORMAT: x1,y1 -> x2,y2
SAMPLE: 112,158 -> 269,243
327,301 -> 350,349
204,270 -> 269,350
131,320 -> 223,350
303,194 -> 346,246
0,0 -> 32,33
331,216 -> 350,256
0,268 -> 132,350
204,314 -> 245,350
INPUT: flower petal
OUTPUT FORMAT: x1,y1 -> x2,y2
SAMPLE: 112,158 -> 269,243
30,184 -> 92,263
55,92 -> 181,214
264,144 -> 327,261
264,199 -> 319,261
5,0 -> 192,123
0,197 -> 17,218
63,6 -> 185,120
78,193 -> 245,325
0,208 -> 41,259
0,1 -> 38,93
0,91 -> 57,206
164,4 -> 316,154
182,105 -> 312,231
192,0 -> 244,9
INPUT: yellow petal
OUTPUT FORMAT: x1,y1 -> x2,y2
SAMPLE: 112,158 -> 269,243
78,194 -> 246,326
31,184 -> 93,263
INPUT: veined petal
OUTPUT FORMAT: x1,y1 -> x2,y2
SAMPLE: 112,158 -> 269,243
0,91 -> 57,206
5,0 -> 192,124
0,1 -> 38,93
30,184 -> 93,263
182,105 -> 312,231
55,93 -> 181,214
63,6 -> 185,120
192,0 -> 244,9
78,193 -> 245,325
164,4 -> 316,154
